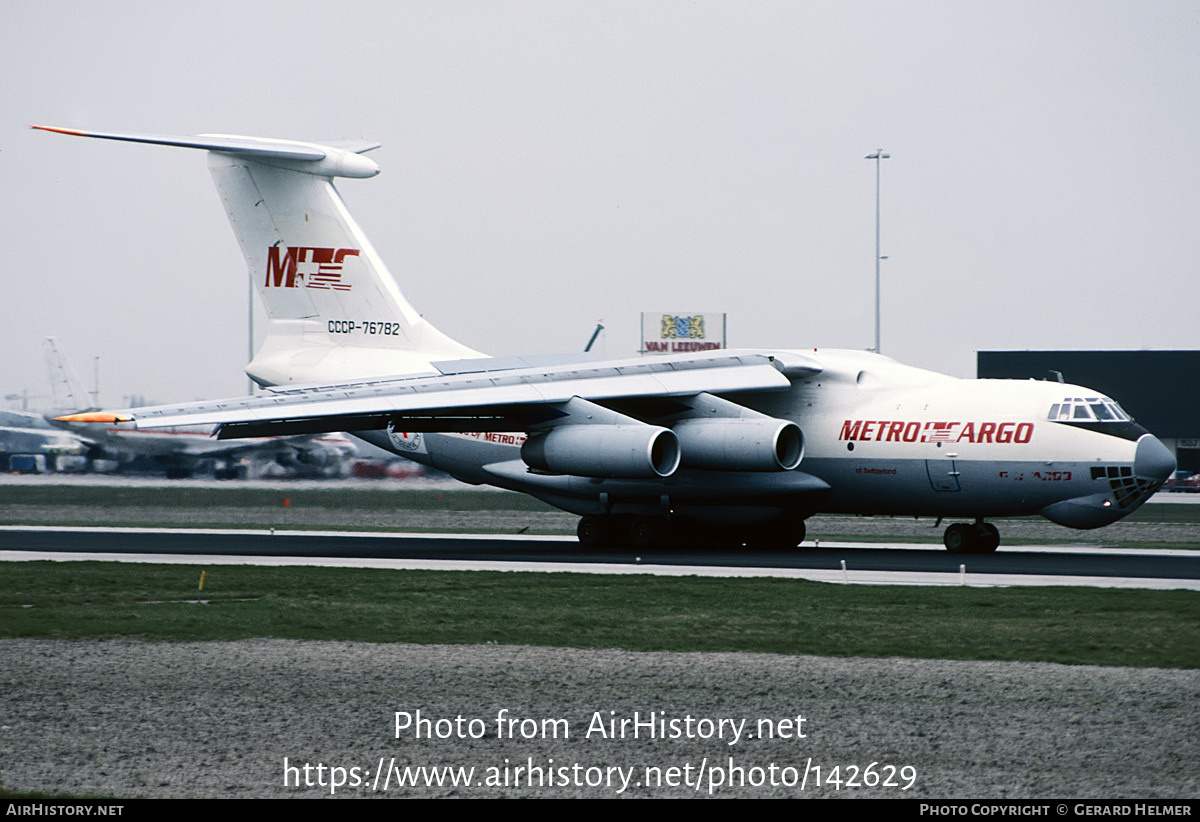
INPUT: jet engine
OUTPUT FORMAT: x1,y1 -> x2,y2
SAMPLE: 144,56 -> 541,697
521,424 -> 680,479
672,418 -> 803,471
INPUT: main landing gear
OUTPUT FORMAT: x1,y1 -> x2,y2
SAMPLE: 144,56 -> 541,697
577,514 -> 682,550
942,520 -> 1000,554
576,514 -> 808,551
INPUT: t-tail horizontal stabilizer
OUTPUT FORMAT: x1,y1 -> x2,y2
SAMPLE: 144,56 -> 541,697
30,125 -> 381,178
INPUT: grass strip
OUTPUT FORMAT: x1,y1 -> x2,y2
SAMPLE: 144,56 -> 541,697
3,561 -> 1196,668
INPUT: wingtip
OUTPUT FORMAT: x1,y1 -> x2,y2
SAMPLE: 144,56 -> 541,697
31,125 -> 85,136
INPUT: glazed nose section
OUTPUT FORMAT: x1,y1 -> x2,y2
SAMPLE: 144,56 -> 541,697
1135,434 -> 1175,482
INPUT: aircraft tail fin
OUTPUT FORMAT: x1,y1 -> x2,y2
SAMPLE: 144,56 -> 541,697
33,126 -> 481,387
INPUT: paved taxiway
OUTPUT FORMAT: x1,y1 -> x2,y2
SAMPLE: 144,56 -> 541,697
3,526 -> 1198,589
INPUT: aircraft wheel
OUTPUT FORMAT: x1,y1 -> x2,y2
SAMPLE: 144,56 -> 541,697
577,515 -> 617,548
786,518 -> 808,547
974,522 -> 1000,553
629,516 -> 666,550
752,518 -> 808,550
683,525 -> 741,551
943,523 -> 975,554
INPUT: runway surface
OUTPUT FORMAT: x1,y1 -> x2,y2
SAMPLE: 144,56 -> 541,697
3,525 -> 1198,589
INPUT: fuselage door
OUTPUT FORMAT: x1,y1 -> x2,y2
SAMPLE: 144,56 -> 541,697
926,458 -> 961,492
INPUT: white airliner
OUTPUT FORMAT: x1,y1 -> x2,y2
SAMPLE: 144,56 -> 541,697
39,125 -> 1176,552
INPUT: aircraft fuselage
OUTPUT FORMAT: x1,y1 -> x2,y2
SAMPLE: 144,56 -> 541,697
360,349 -> 1173,547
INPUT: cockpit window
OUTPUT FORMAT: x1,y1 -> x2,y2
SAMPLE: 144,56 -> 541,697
1048,397 -> 1132,423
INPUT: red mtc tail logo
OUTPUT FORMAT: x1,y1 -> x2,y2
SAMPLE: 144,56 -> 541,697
265,247 -> 360,291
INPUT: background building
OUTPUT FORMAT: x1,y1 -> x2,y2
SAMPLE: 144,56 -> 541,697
977,351 -> 1200,475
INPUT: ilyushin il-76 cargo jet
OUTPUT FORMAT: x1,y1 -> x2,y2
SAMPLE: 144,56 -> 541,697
39,125 -> 1175,553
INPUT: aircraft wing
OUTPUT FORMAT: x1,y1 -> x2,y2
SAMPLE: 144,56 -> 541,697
59,350 -> 819,439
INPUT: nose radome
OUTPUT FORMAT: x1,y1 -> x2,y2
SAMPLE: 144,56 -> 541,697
1134,434 -> 1175,482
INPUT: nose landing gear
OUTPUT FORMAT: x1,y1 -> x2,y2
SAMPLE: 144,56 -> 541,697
943,520 -> 1000,554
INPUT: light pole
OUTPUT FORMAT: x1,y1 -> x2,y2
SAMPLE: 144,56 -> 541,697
865,149 -> 889,353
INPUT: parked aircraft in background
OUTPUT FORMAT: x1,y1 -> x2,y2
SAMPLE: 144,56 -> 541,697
40,125 -> 1175,550
51,416 -> 356,479
42,335 -> 356,478
0,409 -> 89,473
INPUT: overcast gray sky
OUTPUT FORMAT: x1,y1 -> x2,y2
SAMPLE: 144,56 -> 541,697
4,1 -> 1198,409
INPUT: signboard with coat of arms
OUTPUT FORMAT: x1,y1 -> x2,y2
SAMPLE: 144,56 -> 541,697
641,312 -> 726,354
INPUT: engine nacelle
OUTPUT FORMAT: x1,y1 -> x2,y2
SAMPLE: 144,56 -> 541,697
673,418 -> 804,471
521,424 -> 680,479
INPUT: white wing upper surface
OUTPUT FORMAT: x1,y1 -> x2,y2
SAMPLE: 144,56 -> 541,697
61,350 -> 818,438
